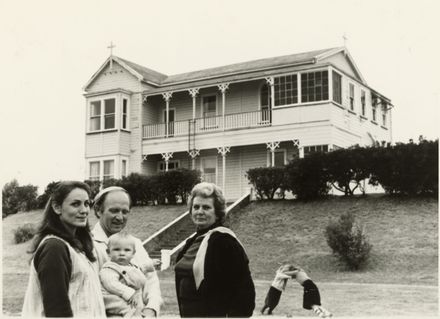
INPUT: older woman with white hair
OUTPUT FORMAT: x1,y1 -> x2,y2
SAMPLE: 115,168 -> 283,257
174,182 -> 255,317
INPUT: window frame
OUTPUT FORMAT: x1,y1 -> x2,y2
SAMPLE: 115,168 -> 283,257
360,89 -> 366,116
332,70 -> 342,105
273,74 -> 299,107
103,159 -> 115,182
200,94 -> 218,118
88,161 -> 100,181
303,144 -> 329,157
300,70 -> 329,104
349,83 -> 355,111
266,148 -> 287,167
87,94 -> 130,133
157,160 -> 180,172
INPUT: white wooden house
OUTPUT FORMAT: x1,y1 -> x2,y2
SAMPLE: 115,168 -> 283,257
83,47 -> 392,200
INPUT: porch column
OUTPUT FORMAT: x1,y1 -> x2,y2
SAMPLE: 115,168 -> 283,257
266,141 -> 280,167
265,77 -> 275,120
162,92 -> 173,137
188,88 -> 200,120
188,149 -> 200,170
217,146 -> 230,191
161,152 -> 173,171
218,83 -> 229,131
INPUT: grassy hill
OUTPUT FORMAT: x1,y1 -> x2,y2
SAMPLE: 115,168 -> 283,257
227,194 -> 438,285
2,195 -> 438,316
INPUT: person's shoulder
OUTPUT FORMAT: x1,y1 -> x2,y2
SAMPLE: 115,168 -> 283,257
38,236 -> 69,251
209,229 -> 239,246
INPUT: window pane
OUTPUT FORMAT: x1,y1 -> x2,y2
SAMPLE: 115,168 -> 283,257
89,162 -> 100,180
274,151 -> 285,167
105,115 -> 115,129
90,118 -> 100,131
91,101 -> 101,116
203,96 -> 216,116
104,160 -> 114,175
121,160 -> 127,177
332,71 -> 342,104
105,99 -> 115,114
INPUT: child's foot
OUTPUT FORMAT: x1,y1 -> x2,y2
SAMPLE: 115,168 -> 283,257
311,305 -> 332,318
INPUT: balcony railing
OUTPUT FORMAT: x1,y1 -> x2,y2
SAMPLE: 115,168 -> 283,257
143,109 -> 271,139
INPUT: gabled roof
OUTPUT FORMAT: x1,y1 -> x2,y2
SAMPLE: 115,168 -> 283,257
84,47 -> 368,92
83,56 -> 167,90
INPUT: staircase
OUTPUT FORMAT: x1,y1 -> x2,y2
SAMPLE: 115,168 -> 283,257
148,216 -> 195,260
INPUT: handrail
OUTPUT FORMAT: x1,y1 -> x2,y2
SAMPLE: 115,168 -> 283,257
142,209 -> 190,246
143,110 -> 270,139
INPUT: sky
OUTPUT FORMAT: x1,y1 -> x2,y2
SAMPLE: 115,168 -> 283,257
1,0 -> 439,193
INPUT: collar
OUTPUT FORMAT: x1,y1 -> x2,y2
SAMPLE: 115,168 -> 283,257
92,222 -> 109,244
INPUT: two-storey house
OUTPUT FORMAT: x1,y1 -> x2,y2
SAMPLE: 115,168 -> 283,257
83,47 -> 392,200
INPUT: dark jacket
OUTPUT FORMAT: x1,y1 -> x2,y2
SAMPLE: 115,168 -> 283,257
175,225 -> 255,317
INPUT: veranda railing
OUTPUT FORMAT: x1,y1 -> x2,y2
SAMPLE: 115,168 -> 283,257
142,109 -> 271,139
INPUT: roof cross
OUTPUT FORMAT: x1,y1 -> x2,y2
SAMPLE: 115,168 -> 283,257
342,33 -> 348,47
107,41 -> 116,69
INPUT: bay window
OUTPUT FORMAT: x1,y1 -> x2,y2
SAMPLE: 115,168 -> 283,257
88,95 -> 129,132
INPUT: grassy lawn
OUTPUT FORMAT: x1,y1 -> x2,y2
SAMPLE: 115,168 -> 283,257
2,195 -> 438,316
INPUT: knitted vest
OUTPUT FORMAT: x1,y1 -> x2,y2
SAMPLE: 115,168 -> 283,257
21,235 -> 106,318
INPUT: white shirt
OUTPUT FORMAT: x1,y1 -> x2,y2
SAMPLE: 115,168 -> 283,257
92,222 -> 163,314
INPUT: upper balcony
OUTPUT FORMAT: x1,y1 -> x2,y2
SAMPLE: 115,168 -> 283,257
143,109 -> 271,139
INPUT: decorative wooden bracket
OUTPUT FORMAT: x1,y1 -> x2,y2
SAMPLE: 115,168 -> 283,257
188,88 -> 200,98
266,141 -> 280,152
188,149 -> 200,159
217,146 -> 230,156
217,83 -> 229,93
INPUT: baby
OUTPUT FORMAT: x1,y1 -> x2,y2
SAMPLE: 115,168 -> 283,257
261,264 -> 332,317
99,231 -> 151,318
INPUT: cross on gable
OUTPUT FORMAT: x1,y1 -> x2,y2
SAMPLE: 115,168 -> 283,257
107,41 -> 116,56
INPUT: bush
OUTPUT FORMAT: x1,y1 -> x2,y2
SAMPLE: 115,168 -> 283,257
246,167 -> 287,200
369,139 -> 438,195
84,180 -> 101,200
285,152 -> 330,200
14,223 -> 36,244
2,180 -> 39,216
37,181 -> 59,208
325,212 -> 372,270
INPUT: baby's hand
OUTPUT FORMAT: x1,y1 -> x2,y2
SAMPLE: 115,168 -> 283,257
128,291 -> 142,308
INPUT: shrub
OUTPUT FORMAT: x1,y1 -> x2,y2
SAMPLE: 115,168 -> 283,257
37,181 -> 59,208
285,152 -> 330,200
84,180 -> 101,200
325,212 -> 372,270
118,173 -> 152,206
2,180 -> 39,216
246,167 -> 287,200
326,146 -> 371,195
14,223 -> 36,244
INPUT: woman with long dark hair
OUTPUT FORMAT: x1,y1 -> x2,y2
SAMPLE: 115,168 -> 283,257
22,181 -> 105,317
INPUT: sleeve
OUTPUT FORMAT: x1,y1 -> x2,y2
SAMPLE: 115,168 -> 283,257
34,238 -> 73,317
133,239 -> 163,315
205,233 -> 255,317
99,267 -> 136,301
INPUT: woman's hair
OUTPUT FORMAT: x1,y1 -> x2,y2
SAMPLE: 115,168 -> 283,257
30,181 -> 96,262
188,182 -> 226,224
93,186 -> 132,218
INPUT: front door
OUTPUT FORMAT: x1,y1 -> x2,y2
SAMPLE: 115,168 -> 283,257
201,157 -> 217,184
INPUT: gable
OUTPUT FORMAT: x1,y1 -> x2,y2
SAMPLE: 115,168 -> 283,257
86,61 -> 145,93
320,52 -> 364,83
